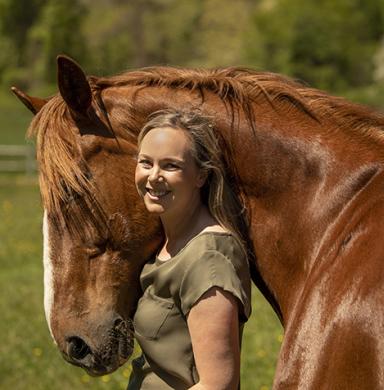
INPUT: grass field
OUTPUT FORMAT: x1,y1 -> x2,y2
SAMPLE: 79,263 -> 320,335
0,89 -> 35,145
0,178 -> 282,390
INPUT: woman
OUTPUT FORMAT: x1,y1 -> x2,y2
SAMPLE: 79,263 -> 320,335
129,109 -> 251,390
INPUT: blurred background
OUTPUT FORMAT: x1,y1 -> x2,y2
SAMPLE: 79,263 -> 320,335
0,0 -> 383,389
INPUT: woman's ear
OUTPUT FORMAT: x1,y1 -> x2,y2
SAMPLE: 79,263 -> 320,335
196,169 -> 209,188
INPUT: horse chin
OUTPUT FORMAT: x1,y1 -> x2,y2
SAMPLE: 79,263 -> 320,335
82,355 -> 128,377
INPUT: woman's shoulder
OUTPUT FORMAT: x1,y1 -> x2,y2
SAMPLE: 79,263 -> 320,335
180,229 -> 243,263
153,227 -> 247,276
179,229 -> 252,320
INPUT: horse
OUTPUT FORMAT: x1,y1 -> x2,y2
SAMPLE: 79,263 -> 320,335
13,55 -> 384,389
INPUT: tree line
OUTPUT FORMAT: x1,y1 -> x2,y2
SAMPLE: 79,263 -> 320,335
1,0 -> 383,105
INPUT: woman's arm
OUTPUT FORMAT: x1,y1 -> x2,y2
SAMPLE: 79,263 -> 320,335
187,287 -> 240,390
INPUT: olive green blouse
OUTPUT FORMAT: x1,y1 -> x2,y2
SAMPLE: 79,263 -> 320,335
128,232 -> 252,390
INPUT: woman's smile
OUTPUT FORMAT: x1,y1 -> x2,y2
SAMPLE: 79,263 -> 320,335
146,188 -> 171,200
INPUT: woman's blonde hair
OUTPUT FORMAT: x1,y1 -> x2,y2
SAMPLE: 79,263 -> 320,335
138,108 -> 250,258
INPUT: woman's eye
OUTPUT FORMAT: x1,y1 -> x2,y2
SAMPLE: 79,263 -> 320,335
164,163 -> 179,170
138,159 -> 152,168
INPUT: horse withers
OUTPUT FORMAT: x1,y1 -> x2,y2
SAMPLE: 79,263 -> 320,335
13,56 -> 384,388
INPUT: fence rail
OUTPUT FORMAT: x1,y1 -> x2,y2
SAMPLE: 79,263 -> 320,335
0,145 -> 36,175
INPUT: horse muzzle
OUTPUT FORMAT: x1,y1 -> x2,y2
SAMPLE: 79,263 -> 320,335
62,318 -> 134,376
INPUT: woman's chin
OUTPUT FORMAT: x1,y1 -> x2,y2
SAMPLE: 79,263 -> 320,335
144,203 -> 167,214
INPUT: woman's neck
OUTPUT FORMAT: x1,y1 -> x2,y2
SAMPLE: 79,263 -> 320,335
161,197 -> 205,239
159,199 -> 218,259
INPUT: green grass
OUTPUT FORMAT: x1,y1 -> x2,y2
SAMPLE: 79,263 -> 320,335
0,178 -> 282,390
0,88 -> 35,145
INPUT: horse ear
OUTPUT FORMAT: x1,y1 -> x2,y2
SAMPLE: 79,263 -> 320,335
11,87 -> 49,115
57,55 -> 92,113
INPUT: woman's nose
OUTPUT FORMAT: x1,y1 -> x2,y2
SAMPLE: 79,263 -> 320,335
148,167 -> 162,182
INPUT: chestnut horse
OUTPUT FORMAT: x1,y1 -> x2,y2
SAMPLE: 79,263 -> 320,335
13,56 -> 384,389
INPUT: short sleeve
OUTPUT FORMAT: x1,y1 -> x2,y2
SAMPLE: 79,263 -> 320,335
179,250 -> 251,321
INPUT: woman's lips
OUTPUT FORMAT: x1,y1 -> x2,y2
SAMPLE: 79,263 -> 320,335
146,188 -> 171,199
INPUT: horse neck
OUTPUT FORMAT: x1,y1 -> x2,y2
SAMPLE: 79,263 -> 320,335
103,84 -> 382,323
235,107 -> 383,323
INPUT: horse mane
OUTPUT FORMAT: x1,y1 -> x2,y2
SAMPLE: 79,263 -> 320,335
29,66 -> 384,231
91,66 -> 384,139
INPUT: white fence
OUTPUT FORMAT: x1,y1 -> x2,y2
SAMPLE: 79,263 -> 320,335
0,145 -> 36,175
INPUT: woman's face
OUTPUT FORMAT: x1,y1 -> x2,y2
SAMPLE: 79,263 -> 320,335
135,127 -> 206,217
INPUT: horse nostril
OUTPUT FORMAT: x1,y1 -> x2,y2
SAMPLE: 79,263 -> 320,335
67,336 -> 91,361
114,318 -> 123,329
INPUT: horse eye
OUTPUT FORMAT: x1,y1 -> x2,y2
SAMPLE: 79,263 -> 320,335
86,247 -> 102,259
85,240 -> 107,259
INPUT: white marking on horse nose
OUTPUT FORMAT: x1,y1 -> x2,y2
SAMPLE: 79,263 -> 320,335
43,210 -> 56,343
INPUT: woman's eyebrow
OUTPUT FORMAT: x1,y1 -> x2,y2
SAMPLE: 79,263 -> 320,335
138,154 -> 185,164
137,153 -> 152,159
162,157 -> 185,164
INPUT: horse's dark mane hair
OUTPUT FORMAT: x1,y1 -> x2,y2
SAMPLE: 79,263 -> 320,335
29,66 -> 384,230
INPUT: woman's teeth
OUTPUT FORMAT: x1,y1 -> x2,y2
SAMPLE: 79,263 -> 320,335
147,189 -> 168,197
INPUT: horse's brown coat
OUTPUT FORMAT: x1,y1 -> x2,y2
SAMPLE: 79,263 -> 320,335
14,56 -> 384,388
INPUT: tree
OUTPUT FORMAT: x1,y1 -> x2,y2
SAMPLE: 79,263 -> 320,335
0,0 -> 44,85
192,0 -> 253,67
246,0 -> 384,92
28,0 -> 87,83
374,37 -> 384,84
0,0 -> 44,66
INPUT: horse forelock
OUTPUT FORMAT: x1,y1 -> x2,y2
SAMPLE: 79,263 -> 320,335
28,95 -> 108,236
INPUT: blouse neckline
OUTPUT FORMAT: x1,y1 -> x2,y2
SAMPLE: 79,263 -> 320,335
155,231 -> 233,264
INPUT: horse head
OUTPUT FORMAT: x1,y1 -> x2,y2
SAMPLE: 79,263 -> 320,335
13,56 -> 162,375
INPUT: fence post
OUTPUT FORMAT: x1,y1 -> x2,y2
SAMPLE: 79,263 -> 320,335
0,144 -> 37,175
25,145 -> 36,176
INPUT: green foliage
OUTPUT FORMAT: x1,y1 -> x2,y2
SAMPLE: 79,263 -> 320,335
0,36 -> 18,82
0,0 -> 43,66
244,1 -> 295,73
81,1 -> 134,74
28,0 -> 87,83
1,0 -> 383,105
138,0 -> 202,66
191,0 -> 251,67
374,38 -> 384,83
249,0 -> 384,91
